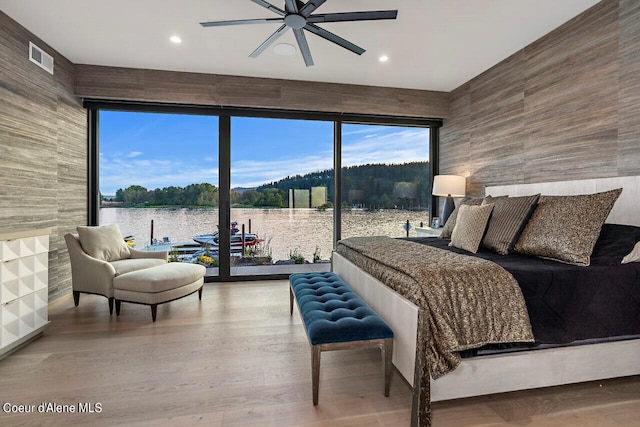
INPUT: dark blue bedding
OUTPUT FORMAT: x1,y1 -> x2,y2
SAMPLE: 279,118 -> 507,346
408,224 -> 640,347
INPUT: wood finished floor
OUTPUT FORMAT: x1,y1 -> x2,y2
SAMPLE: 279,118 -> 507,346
1,280 -> 639,426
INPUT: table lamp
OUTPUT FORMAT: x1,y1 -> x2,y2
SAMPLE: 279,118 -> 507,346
432,175 -> 466,226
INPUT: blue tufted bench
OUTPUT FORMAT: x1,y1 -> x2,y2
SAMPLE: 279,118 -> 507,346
289,271 -> 394,405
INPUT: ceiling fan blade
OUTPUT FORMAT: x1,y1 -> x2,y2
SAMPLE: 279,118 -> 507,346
249,0 -> 286,16
249,24 -> 290,58
293,28 -> 314,67
304,23 -> 365,55
284,0 -> 299,14
299,0 -> 327,17
307,10 -> 398,23
200,17 -> 284,27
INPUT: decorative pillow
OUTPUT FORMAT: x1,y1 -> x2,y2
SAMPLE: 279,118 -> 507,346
481,194 -> 540,255
514,188 -> 622,266
622,242 -> 640,264
77,224 -> 131,262
449,204 -> 494,254
591,224 -> 640,265
439,197 -> 484,239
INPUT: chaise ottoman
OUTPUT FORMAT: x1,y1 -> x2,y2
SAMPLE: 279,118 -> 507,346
113,263 -> 206,321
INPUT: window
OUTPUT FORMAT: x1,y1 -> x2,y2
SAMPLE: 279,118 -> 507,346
90,102 -> 439,281
341,124 -> 431,240
230,117 -> 333,275
98,110 -> 220,278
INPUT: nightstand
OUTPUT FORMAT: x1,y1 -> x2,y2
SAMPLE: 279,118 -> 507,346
415,227 -> 443,237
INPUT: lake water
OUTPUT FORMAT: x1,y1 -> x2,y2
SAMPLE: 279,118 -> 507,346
100,207 -> 431,262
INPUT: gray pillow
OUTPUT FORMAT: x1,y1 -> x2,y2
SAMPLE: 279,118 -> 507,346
77,224 -> 131,262
622,242 -> 640,264
514,188 -> 622,266
439,197 -> 484,239
481,194 -> 540,255
449,204 -> 494,254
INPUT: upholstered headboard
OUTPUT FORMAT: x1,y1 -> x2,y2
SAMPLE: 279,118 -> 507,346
485,176 -> 640,227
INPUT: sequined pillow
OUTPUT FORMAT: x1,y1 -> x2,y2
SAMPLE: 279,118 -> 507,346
481,194 -> 540,255
449,204 -> 494,254
514,188 -> 622,266
439,197 -> 484,239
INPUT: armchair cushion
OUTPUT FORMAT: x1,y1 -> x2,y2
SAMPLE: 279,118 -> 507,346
110,258 -> 166,276
77,224 -> 131,262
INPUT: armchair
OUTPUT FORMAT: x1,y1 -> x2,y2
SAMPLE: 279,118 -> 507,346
64,225 -> 167,314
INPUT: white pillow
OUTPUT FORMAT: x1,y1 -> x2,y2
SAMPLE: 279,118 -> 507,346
622,241 -> 640,264
77,224 -> 131,262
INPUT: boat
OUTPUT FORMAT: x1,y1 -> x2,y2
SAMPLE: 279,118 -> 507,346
193,222 -> 263,251
192,231 -> 262,251
140,239 -> 205,261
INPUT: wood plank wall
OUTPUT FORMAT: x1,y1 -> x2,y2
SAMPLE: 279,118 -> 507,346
0,11 -> 87,301
74,65 -> 449,119
440,0 -> 640,196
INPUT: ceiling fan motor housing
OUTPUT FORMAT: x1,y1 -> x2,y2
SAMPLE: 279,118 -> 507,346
284,14 -> 306,29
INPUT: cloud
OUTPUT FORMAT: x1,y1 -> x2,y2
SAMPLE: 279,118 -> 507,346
232,153 -> 333,188
342,128 -> 430,166
100,126 -> 430,193
100,155 -> 219,194
127,151 -> 143,158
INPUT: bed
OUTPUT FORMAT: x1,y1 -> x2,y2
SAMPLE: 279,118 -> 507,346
332,176 -> 640,427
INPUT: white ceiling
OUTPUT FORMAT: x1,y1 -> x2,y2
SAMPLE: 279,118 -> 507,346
0,0 -> 601,92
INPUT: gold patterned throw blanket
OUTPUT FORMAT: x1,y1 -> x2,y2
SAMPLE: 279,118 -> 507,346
336,236 -> 534,427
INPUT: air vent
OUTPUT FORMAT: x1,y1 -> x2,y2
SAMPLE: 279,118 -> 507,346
28,42 -> 54,75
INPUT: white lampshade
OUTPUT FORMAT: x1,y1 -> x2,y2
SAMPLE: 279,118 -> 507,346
432,175 -> 466,197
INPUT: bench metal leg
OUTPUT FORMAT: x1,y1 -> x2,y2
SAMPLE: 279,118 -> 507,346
383,338 -> 393,397
289,286 -> 294,316
312,345 -> 321,405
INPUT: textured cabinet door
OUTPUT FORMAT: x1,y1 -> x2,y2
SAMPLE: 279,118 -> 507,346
0,231 -> 50,357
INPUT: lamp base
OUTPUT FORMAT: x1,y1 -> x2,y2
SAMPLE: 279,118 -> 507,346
441,196 -> 455,227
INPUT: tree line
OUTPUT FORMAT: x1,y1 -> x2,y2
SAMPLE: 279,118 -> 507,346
108,161 -> 430,209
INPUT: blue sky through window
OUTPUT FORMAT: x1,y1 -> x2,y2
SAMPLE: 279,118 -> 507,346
99,111 -> 429,195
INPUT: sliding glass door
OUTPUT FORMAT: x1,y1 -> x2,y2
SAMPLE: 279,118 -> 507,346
92,103 -> 438,281
341,124 -> 431,240
98,110 -> 220,278
230,117 -> 333,276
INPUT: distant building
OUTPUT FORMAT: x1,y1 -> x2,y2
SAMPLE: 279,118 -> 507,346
311,186 -> 327,208
288,186 -> 327,208
289,189 -> 310,208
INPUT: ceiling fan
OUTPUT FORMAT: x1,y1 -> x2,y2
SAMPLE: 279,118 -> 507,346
200,0 -> 398,67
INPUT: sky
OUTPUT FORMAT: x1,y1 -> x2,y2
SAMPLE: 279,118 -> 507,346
99,111 -> 429,195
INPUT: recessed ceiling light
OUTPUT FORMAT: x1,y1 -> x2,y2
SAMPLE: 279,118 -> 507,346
170,35 -> 182,44
379,55 -> 389,62
274,43 -> 296,56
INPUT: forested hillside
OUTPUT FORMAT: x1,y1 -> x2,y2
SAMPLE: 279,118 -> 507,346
109,161 -> 430,209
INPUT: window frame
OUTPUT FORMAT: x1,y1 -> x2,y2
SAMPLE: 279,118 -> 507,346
86,99 -> 441,282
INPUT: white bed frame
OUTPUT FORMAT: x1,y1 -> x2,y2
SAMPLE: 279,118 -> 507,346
333,176 -> 640,402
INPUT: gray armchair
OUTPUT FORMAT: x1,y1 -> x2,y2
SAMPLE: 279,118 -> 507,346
64,230 -> 167,314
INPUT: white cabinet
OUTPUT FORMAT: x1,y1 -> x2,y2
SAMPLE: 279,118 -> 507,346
0,229 -> 50,358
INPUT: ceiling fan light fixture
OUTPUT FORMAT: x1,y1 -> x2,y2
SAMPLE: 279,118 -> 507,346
170,35 -> 182,44
379,55 -> 389,62
274,43 -> 296,56
200,1 -> 398,67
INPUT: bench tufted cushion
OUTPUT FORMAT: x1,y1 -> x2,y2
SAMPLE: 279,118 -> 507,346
290,272 -> 394,345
